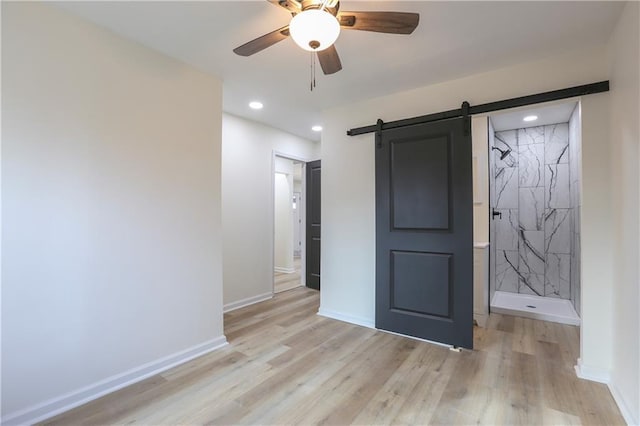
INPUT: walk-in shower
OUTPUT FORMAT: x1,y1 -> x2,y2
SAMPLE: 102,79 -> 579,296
488,102 -> 581,325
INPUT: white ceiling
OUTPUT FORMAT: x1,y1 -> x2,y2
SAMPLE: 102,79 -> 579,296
490,101 -> 578,131
53,1 -> 624,142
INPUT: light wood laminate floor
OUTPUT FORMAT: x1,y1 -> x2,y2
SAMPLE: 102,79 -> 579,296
42,287 -> 624,425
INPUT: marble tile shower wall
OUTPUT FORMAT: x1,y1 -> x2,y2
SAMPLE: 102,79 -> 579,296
494,123 -> 572,299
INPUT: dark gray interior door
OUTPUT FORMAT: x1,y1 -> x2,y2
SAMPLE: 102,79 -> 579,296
306,160 -> 321,290
375,117 -> 473,348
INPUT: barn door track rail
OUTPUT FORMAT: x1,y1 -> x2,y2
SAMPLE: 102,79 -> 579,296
347,81 -> 609,137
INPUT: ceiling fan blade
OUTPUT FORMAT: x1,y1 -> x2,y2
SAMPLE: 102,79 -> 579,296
317,45 -> 342,75
338,11 -> 419,34
233,26 -> 290,57
267,0 -> 301,14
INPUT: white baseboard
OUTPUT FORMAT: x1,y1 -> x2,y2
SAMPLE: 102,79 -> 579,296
574,356 -> 640,425
574,358 -> 611,383
609,381 -> 640,426
274,267 -> 296,274
1,336 -> 228,426
224,292 -> 273,313
317,307 -> 375,329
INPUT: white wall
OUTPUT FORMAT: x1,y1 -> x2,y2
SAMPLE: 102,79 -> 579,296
274,157 -> 295,272
607,2 -> 640,424
2,3 -> 224,424
472,117 -> 489,244
578,93 -> 613,377
321,45 -> 614,370
222,114 -> 319,309
274,172 -> 292,270
568,104 -> 582,315
274,169 -> 294,272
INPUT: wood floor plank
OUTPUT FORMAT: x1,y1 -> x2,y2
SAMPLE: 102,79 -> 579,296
315,337 -> 417,425
512,316 -> 538,355
42,288 -> 626,426
224,286 -> 312,324
389,365 -> 455,425
353,343 -> 447,425
533,316 -> 561,344
231,327 -> 376,425
432,350 -> 499,423
39,375 -> 169,425
487,311 -> 515,333
224,295 -> 319,340
542,406 -> 583,425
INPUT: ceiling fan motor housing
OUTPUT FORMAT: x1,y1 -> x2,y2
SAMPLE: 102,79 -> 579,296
300,0 -> 339,16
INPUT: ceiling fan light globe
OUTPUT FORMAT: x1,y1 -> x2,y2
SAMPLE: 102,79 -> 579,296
289,9 -> 340,52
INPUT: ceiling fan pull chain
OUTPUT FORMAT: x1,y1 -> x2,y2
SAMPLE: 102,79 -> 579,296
310,51 -> 317,91
310,51 -> 313,91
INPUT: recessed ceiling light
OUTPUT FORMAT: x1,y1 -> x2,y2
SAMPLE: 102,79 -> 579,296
249,101 -> 263,110
312,125 -> 323,132
523,115 -> 538,122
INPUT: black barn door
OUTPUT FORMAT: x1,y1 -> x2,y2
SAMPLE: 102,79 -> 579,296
306,160 -> 321,290
375,117 -> 473,348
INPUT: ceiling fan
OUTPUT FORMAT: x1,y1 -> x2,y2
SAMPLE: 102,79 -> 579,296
233,0 -> 420,75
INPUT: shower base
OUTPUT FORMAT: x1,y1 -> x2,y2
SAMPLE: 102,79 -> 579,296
490,291 -> 580,326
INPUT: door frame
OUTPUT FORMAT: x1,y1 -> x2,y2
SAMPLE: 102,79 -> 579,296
270,150 -> 313,294
483,97 -> 582,306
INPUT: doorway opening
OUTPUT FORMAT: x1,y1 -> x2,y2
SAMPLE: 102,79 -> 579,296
273,155 -> 305,294
485,100 -> 582,326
